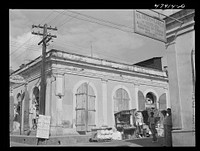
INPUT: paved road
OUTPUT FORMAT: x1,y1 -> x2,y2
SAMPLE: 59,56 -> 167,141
10,137 -> 164,147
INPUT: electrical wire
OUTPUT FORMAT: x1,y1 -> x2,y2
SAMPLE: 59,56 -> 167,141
40,11 -> 55,25
66,9 -> 133,29
10,10 -> 57,60
54,10 -> 134,34
52,39 -> 126,62
56,14 -> 78,28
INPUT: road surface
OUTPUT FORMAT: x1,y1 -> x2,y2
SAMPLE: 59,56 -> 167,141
10,137 -> 165,147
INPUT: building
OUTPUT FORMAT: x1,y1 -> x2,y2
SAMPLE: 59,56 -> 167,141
134,57 -> 163,71
164,9 -> 195,146
10,49 -> 168,136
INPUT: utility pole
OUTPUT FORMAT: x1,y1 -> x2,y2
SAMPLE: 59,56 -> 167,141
32,24 -> 57,115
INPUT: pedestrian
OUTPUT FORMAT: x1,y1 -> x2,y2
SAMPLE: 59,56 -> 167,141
161,110 -> 167,145
163,108 -> 172,147
148,112 -> 158,142
135,111 -> 144,138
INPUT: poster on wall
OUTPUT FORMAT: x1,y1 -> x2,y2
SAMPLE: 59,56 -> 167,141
134,10 -> 166,43
36,115 -> 51,139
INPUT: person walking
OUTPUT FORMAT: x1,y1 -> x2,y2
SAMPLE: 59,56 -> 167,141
148,112 -> 158,142
164,108 -> 172,147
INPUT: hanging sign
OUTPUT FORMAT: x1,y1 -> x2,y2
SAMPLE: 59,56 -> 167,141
36,115 -> 51,139
134,10 -> 166,42
10,74 -> 26,84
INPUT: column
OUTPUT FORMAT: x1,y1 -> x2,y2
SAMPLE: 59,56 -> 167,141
165,87 -> 170,108
101,79 -> 108,126
55,74 -> 64,126
134,83 -> 139,110
45,77 -> 51,116
166,42 -> 182,130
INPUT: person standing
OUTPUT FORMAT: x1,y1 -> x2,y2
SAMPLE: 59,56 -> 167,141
148,112 -> 158,142
161,110 -> 167,145
164,108 -> 172,147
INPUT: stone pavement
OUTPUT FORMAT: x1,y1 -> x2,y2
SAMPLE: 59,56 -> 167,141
10,136 -> 165,147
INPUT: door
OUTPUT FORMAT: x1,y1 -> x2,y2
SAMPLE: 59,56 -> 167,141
75,82 -> 96,132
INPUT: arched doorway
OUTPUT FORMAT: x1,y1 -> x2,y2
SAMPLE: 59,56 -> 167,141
13,93 -> 22,132
113,88 -> 130,113
29,86 -> 40,130
145,92 -> 157,109
75,82 -> 96,133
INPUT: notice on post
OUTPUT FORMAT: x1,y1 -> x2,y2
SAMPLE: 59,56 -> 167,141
134,10 -> 166,42
36,115 -> 51,139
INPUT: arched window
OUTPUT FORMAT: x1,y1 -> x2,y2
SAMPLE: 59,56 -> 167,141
75,82 -> 96,133
114,88 -> 130,113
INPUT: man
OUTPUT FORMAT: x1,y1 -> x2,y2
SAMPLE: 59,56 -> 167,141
163,108 -> 172,147
148,112 -> 158,142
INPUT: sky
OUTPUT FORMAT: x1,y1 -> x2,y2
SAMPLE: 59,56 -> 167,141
9,9 -> 181,71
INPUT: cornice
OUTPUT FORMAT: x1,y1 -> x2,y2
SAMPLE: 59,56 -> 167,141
51,66 -> 168,89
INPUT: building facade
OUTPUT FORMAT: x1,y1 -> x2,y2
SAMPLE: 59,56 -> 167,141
10,49 -> 169,136
164,9 -> 195,146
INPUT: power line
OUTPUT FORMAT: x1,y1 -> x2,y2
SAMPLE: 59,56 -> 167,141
10,37 -> 35,56
47,11 -> 64,25
10,42 -> 40,53
52,39 -> 126,62
66,9 -> 133,29
56,13 -> 78,28
54,10 -> 134,34
10,11 -> 58,60
40,11 -> 55,25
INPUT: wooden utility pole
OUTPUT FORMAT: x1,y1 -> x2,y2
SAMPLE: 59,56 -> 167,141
32,24 -> 57,115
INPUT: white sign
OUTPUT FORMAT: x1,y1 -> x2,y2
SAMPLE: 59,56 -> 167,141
134,10 -> 166,42
10,74 -> 26,84
36,115 -> 51,139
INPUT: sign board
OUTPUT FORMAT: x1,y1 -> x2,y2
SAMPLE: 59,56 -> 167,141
10,74 -> 26,84
134,10 -> 166,42
36,115 -> 51,139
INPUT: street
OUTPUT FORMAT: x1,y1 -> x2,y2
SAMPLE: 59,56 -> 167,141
10,137 -> 164,147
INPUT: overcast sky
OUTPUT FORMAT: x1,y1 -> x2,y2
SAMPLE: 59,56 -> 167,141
9,9 -> 181,71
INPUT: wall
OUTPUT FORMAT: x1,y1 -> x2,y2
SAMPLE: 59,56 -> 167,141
49,61 -> 169,134
165,9 -> 195,146
175,31 -> 194,130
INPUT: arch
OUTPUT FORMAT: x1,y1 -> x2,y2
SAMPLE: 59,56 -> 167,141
111,85 -> 132,126
144,89 -> 159,109
112,85 -> 132,111
143,89 -> 158,101
29,86 -> 40,129
73,80 -> 98,131
29,83 -> 40,108
32,86 -> 40,105
113,88 -> 130,113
